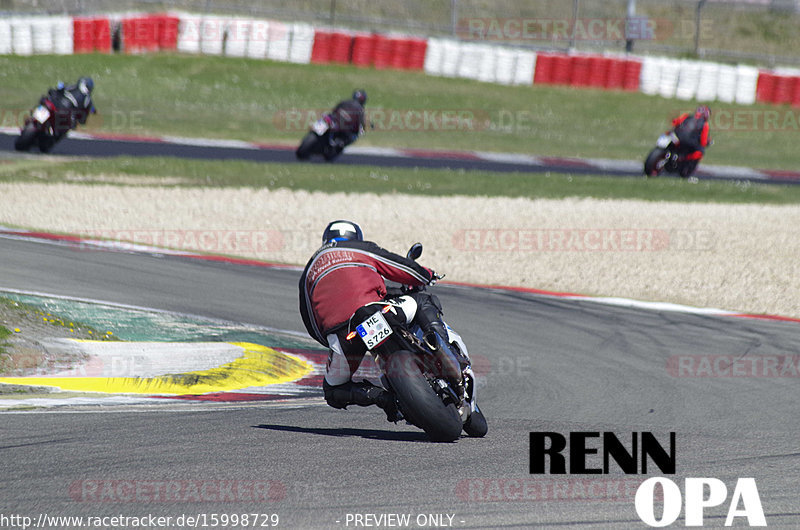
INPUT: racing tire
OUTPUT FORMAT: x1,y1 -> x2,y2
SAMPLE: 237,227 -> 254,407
463,406 -> 488,438
296,132 -> 318,160
38,134 -> 56,154
322,145 -> 343,162
386,351 -> 462,442
644,148 -> 667,177
14,124 -> 37,151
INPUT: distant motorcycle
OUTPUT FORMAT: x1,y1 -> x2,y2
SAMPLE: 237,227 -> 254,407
345,243 -> 488,442
644,132 -> 694,177
15,93 -> 87,153
295,114 -> 362,162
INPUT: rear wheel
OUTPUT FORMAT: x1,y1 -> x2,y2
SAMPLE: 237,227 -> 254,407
386,351 -> 462,442
644,147 -> 668,177
295,132 -> 318,160
14,124 -> 37,151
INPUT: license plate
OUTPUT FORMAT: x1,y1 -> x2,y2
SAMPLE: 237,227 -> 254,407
32,105 -> 50,124
311,118 -> 329,135
356,311 -> 393,350
656,133 -> 675,149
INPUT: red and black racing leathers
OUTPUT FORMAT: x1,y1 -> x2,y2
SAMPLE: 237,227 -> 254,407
672,113 -> 710,162
299,239 -> 434,346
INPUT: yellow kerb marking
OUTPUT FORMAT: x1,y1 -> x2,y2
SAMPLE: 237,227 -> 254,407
0,342 -> 312,395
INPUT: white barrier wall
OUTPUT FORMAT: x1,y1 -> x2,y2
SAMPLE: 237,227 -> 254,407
266,21 -> 290,62
31,18 -> 54,54
695,62 -> 720,101
246,19 -> 269,59
288,23 -> 314,64
476,44 -> 497,83
658,58 -> 681,99
200,16 -> 225,55
675,59 -> 701,100
11,18 -> 33,56
457,43 -> 482,80
716,64 -> 738,104
177,14 -> 202,54
440,39 -> 461,78
52,16 -> 73,55
224,18 -> 251,57
494,47 -> 516,85
423,37 -> 445,76
0,19 -> 12,55
639,56 -> 662,96
512,50 -> 536,86
735,65 -> 759,105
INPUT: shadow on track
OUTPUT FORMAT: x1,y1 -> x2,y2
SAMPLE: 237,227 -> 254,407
253,423 -> 432,442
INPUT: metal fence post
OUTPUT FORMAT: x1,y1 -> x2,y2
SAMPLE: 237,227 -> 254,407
625,0 -> 636,53
695,0 -> 707,56
451,0 -> 458,37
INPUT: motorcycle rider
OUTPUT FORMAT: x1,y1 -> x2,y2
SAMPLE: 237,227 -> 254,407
327,89 -> 367,149
670,105 -> 711,178
298,220 -> 447,421
46,77 -> 96,135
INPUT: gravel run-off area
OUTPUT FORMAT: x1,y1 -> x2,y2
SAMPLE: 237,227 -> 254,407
1,182 -> 798,319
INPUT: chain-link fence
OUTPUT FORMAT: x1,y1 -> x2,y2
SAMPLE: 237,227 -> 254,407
5,0 -> 800,65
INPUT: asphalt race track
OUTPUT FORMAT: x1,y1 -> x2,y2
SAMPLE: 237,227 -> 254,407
2,235 -> 799,528
2,131 -> 800,185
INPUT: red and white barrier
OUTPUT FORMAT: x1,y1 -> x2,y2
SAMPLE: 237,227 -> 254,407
0,10 -> 792,111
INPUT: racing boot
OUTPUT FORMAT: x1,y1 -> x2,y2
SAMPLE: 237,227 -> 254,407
323,379 -> 401,422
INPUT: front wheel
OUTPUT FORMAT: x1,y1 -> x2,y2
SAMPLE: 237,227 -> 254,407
644,147 -> 668,177
14,124 -> 38,151
386,351 -> 462,442
296,132 -> 319,160
463,406 -> 488,437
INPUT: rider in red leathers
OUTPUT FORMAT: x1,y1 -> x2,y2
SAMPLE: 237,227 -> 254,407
670,105 -> 712,177
298,220 -> 446,421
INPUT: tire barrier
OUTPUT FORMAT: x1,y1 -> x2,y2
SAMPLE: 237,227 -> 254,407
0,11 -> 791,109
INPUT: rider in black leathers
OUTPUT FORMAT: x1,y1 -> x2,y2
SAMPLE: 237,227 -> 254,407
328,89 -> 367,149
46,77 -> 96,136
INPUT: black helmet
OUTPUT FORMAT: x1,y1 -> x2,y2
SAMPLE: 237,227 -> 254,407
78,77 -> 94,95
352,89 -> 367,106
322,220 -> 363,244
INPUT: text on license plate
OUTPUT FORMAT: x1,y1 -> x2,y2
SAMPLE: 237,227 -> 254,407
356,311 -> 393,350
